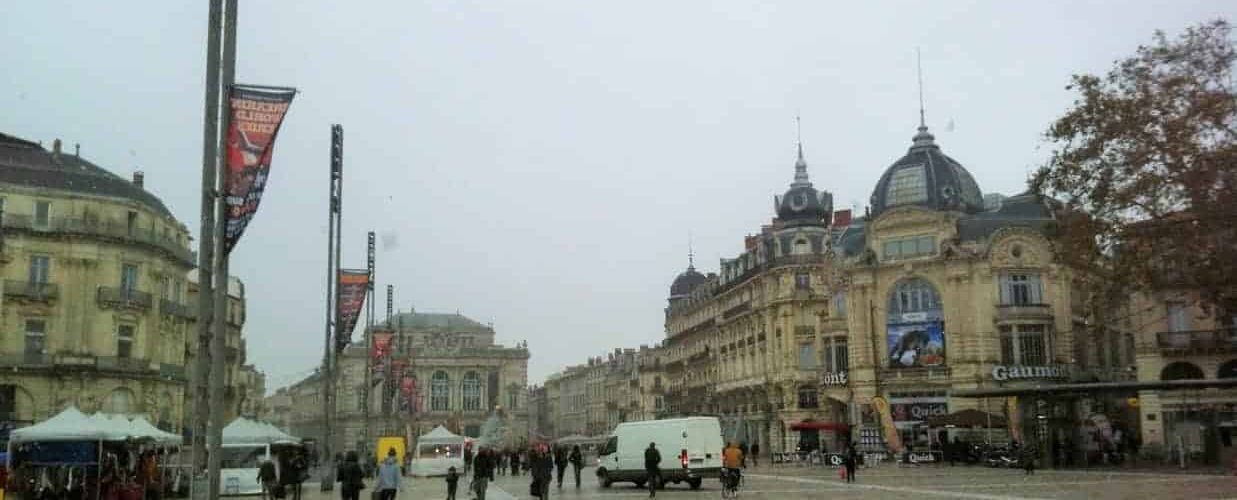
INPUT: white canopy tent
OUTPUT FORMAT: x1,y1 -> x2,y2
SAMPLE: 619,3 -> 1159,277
9,407 -> 119,444
410,426 -> 465,477
221,417 -> 299,445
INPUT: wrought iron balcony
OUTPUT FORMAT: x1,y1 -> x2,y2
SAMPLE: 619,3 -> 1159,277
3,280 -> 58,302
1157,328 -> 1237,352
995,303 -> 1053,321
97,287 -> 152,311
160,299 -> 193,320
1,213 -> 194,265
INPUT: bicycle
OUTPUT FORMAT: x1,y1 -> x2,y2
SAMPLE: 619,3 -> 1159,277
720,468 -> 741,498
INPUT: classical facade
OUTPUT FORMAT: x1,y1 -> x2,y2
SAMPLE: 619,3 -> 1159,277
186,270 -> 255,426
271,311 -> 530,454
0,133 -> 194,431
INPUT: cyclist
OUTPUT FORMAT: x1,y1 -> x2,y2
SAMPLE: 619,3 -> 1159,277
721,442 -> 744,496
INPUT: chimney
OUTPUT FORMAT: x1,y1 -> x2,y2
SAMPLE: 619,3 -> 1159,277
133,171 -> 145,189
833,209 -> 852,227
52,138 -> 62,156
74,143 -> 80,157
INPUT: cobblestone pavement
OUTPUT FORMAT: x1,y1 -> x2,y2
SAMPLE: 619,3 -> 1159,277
294,463 -> 1237,500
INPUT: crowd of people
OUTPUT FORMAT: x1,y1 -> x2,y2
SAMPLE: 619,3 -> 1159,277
459,443 -> 585,499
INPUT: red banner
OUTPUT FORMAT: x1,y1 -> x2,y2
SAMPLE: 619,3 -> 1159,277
391,359 -> 408,380
371,332 -> 393,360
400,377 -> 417,414
222,84 -> 295,254
335,269 -> 368,351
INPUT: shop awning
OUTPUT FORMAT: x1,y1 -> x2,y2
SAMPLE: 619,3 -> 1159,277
926,409 -> 1006,428
789,421 -> 849,431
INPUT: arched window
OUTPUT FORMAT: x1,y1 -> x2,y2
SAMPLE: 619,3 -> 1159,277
462,372 -> 481,411
1217,359 -> 1237,379
1160,362 -> 1204,381
107,388 -> 134,415
888,278 -> 941,316
431,371 -> 450,411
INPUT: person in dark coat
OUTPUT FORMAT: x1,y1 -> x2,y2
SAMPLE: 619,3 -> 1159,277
445,466 -> 460,500
257,459 -> 278,500
569,445 -> 584,489
738,443 -> 749,468
844,442 -> 858,483
336,451 -> 365,500
553,446 -> 568,488
531,446 -> 554,499
472,448 -> 493,500
510,449 -> 522,477
749,443 -> 760,467
644,443 -> 661,498
463,446 -> 474,476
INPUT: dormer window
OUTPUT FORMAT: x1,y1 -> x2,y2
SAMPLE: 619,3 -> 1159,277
886,164 -> 928,206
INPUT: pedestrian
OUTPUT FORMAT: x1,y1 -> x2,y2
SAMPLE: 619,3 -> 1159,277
1021,445 -> 1037,476
472,448 -> 493,500
644,442 -> 661,498
553,446 -> 568,489
531,445 -> 553,499
336,451 -> 365,500
464,446 -> 474,477
750,442 -> 759,467
510,449 -> 521,477
738,442 -> 749,469
378,448 -> 401,500
445,466 -> 460,500
498,449 -> 507,476
569,445 -> 584,489
845,442 -> 857,483
288,450 -> 308,500
257,458 -> 278,500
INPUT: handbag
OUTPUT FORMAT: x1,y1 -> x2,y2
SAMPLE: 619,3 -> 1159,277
529,478 -> 541,498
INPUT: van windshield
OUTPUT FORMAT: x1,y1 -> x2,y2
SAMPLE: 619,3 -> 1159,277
221,445 -> 266,469
601,437 -> 617,455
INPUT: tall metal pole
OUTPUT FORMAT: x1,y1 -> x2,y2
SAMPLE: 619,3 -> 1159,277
191,0 -> 223,483
386,285 -> 393,323
321,124 -> 343,489
206,1 -> 237,498
363,232 -> 375,456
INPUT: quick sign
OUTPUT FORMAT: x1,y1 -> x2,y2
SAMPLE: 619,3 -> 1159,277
820,372 -> 848,386
991,365 -> 1069,382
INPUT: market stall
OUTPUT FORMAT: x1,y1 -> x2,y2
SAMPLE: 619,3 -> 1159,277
409,426 -> 464,477
219,418 -> 303,496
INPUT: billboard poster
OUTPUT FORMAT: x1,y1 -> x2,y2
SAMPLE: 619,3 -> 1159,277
222,84 -> 296,254
886,321 -> 945,368
335,269 -> 369,351
371,332 -> 393,360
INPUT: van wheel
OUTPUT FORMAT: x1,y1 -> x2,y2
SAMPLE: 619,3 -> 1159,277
597,470 -> 612,488
633,480 -> 645,488
688,478 -> 702,490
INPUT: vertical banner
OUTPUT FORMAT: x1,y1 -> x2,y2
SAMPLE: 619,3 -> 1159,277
222,84 -> 296,253
335,269 -> 369,351
871,397 -> 902,453
400,376 -> 416,414
371,332 -> 393,360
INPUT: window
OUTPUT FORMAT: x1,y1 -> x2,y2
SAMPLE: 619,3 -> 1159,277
653,376 -> 662,389
508,390 -> 518,410
28,255 -> 50,284
1124,333 -> 1136,366
462,372 -> 481,411
121,264 -> 138,292
1166,302 -> 1190,332
127,211 -> 138,236
795,272 -> 811,290
160,276 -> 171,300
883,235 -> 936,261
998,324 -> 1049,366
117,325 -> 135,359
33,201 -> 50,229
24,319 -> 46,356
797,386 -> 819,409
833,340 -> 849,372
886,164 -> 928,206
430,371 -> 450,411
833,291 -> 847,318
888,279 -> 941,315
798,343 -> 816,370
1000,273 -> 1043,305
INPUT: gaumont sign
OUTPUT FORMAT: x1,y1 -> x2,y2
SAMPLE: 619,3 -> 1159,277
991,365 -> 1070,382
820,372 -> 848,386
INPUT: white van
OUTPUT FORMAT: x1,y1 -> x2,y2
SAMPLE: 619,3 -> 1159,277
596,417 -> 724,490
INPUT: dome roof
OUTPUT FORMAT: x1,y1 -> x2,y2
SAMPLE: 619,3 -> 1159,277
869,125 -> 983,218
775,145 -> 832,225
669,265 -> 707,299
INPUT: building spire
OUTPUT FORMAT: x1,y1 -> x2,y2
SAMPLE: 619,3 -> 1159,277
912,48 -> 937,148
687,233 -> 695,270
793,115 -> 810,186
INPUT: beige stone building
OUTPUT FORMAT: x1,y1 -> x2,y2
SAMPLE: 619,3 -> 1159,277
269,311 -> 530,454
186,270 -> 254,426
0,134 -> 194,431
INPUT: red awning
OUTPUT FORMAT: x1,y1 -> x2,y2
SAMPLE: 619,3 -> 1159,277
789,421 -> 849,431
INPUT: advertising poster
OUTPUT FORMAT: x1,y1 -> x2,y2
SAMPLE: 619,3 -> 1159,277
222,85 -> 295,253
871,397 -> 902,452
335,269 -> 369,351
886,321 -> 945,368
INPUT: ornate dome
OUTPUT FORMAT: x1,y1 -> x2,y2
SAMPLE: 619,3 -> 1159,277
774,144 -> 832,225
869,125 -> 984,218
669,265 -> 707,299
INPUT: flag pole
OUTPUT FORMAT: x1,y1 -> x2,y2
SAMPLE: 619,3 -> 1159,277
363,231 -> 376,458
321,124 -> 344,490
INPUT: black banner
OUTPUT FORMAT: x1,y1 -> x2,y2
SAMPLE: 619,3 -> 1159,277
336,269 -> 368,351
223,84 -> 295,254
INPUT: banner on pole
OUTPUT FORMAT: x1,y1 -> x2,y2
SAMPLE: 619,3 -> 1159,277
400,376 -> 416,414
336,269 -> 368,351
372,332 -> 393,360
222,84 -> 296,254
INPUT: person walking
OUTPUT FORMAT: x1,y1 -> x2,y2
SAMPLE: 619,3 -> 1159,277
553,446 -> 568,489
568,445 -> 584,489
463,446 -> 474,477
288,451 -> 308,500
257,458 -> 278,500
844,443 -> 858,483
445,466 -> 460,500
377,448 -> 401,500
1021,444 -> 1037,475
336,451 -> 365,500
738,443 -> 749,469
750,443 -> 759,467
531,445 -> 554,499
510,449 -> 521,477
721,442 -> 743,493
644,443 -> 661,498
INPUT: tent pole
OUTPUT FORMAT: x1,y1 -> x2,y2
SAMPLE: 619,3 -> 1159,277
96,440 -> 102,500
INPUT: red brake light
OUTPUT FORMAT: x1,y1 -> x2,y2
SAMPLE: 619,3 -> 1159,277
680,449 -> 688,468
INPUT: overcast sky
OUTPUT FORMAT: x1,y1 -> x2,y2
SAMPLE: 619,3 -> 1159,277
2,1 -> 1232,390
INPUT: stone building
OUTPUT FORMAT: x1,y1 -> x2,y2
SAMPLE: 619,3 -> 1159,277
271,311 -> 530,454
186,270 -> 254,426
0,133 -> 195,430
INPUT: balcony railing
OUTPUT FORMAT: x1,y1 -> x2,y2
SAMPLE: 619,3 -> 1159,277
3,280 -> 58,302
995,303 -> 1053,320
160,299 -> 193,319
1157,328 -> 1237,352
1,213 -> 194,265
97,287 -> 152,310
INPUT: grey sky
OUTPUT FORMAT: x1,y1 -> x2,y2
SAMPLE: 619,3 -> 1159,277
3,1 -> 1232,389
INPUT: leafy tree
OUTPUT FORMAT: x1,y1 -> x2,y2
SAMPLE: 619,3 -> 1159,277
1032,20 -> 1237,317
